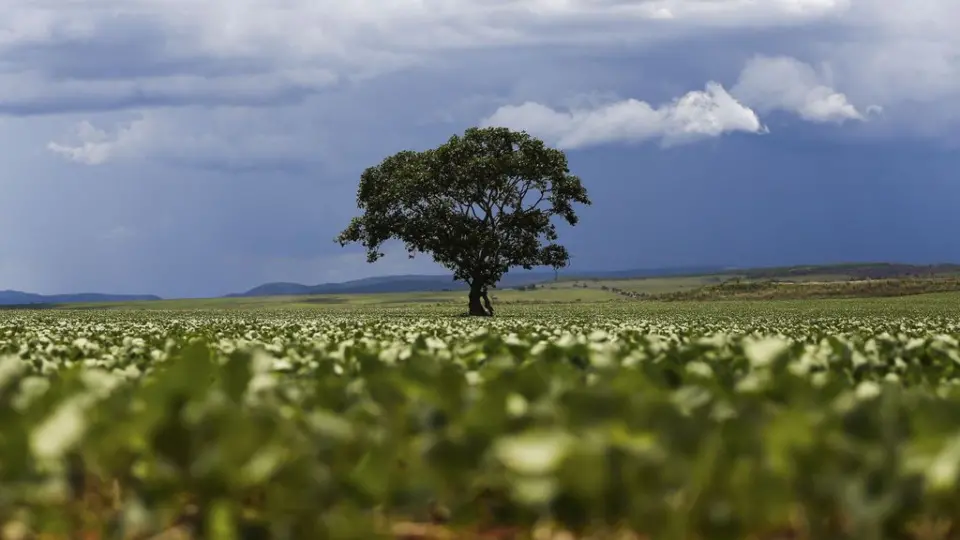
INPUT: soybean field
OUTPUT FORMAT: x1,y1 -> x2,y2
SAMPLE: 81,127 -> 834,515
4,298 -> 960,539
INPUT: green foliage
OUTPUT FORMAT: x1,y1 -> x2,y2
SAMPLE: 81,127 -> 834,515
335,127 -> 591,291
6,307 -> 960,537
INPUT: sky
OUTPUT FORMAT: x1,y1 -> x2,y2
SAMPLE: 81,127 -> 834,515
1,0 -> 959,298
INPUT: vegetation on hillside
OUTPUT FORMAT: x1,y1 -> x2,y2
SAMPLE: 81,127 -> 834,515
734,262 -> 960,281
657,277 -> 960,301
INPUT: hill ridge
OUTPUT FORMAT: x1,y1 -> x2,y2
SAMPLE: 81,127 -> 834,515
0,290 -> 162,306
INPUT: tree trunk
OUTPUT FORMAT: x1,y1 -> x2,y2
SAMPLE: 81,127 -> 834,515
468,281 -> 492,316
481,287 -> 494,316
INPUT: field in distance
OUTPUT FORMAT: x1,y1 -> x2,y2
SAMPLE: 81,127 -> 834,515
23,261 -> 960,311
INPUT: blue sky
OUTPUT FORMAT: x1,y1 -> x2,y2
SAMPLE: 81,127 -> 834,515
1,0 -> 959,298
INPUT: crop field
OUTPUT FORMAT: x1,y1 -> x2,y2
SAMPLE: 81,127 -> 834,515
6,298 -> 960,539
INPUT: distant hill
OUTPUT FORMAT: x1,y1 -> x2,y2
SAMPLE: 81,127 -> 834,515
227,265 -> 731,298
228,262 -> 960,299
0,290 -> 161,306
229,273 -> 544,298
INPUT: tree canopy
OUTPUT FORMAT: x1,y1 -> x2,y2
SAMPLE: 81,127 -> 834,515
335,126 -> 591,315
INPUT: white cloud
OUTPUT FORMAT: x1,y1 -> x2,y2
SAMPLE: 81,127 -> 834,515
480,53 -> 875,149
731,56 -> 865,123
47,108 -> 331,168
48,120 -> 139,165
481,82 -> 765,149
773,0 -> 960,136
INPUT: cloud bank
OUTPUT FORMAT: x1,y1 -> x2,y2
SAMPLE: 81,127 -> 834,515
481,83 -> 766,149
19,0 -> 957,165
479,55 -> 872,149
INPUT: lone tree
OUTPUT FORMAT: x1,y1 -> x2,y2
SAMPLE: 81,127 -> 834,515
335,126 -> 591,316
